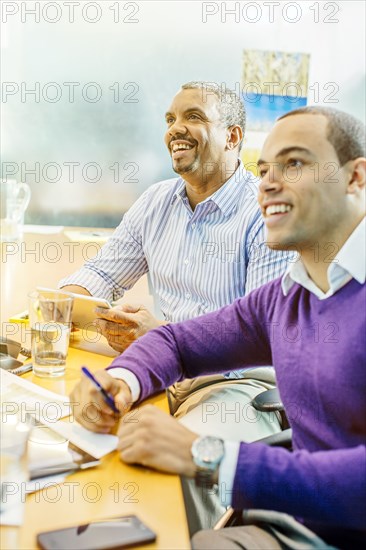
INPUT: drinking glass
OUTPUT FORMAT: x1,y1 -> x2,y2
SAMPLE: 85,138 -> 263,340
28,290 -> 74,377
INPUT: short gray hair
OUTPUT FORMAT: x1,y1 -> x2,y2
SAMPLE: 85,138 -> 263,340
181,81 -> 246,150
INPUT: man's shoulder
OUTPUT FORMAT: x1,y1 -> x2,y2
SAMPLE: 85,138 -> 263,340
143,176 -> 183,203
234,168 -> 261,212
240,167 -> 260,196
242,276 -> 286,314
250,276 -> 284,299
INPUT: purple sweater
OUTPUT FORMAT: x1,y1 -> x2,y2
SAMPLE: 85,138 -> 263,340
109,277 -> 366,544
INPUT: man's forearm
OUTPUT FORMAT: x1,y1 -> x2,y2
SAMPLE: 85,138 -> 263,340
108,293 -> 270,404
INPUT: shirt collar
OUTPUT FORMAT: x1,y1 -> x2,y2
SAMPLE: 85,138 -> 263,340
334,217 -> 365,284
171,160 -> 253,216
282,217 -> 366,297
171,178 -> 187,205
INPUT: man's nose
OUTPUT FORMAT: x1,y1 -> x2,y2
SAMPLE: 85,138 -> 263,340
258,164 -> 283,194
168,118 -> 187,137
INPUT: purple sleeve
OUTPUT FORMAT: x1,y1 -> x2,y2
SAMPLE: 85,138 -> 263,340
232,442 -> 366,530
108,289 -> 273,403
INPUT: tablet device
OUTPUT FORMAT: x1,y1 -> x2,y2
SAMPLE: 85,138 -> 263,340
37,515 -> 156,550
68,292 -> 111,332
36,288 -> 111,332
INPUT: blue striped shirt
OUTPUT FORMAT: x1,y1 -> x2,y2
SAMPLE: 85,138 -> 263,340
60,163 -> 290,323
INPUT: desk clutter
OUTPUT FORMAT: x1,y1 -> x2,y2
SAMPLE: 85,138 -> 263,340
0,369 -> 118,527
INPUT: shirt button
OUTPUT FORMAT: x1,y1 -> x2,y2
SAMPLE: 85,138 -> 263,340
185,293 -> 191,299
191,223 -> 196,228
184,258 -> 189,265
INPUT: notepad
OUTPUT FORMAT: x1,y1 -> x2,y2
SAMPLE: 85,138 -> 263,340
0,370 -> 118,458
0,369 -> 71,421
39,417 -> 118,459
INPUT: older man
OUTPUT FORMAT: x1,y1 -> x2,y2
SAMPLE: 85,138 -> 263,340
61,81 -> 289,445
71,106 -> 365,549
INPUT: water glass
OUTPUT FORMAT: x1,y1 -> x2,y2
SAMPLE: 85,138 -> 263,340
28,290 -> 74,377
0,412 -> 32,520
0,179 -> 31,242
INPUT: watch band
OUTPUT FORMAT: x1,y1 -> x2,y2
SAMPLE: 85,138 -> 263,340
195,467 -> 218,489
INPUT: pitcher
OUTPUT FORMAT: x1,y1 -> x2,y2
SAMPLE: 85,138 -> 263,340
0,179 -> 31,242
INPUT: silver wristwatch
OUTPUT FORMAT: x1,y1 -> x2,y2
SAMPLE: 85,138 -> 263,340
191,436 -> 225,488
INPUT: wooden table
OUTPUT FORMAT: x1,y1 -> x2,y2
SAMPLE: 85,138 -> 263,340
0,349 -> 190,550
1,228 -> 190,549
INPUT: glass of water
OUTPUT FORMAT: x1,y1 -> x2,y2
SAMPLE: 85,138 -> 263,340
28,290 -> 74,377
0,412 -> 32,522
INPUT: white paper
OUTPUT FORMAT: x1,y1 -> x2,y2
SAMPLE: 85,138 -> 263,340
0,500 -> 25,526
39,418 -> 118,459
0,369 -> 71,421
25,474 -> 68,494
28,432 -> 72,471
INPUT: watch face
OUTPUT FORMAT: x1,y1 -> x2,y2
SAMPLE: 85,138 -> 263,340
192,436 -> 225,468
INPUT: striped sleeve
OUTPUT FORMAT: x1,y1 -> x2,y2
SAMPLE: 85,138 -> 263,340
59,190 -> 150,302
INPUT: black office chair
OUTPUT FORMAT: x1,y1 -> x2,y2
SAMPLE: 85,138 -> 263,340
213,388 -> 292,530
252,387 -> 291,431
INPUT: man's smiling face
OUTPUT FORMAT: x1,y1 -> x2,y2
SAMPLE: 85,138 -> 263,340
258,113 -> 350,250
164,88 -> 229,178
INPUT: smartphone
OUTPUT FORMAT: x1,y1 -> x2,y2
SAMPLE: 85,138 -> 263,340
37,515 -> 156,550
36,288 -> 111,332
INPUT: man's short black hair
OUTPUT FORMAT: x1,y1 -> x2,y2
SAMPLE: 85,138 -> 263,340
279,106 -> 365,166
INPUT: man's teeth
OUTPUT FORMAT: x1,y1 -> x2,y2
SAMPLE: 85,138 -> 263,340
172,143 -> 193,152
265,204 -> 292,216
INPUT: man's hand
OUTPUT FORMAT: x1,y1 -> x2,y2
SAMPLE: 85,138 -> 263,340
117,404 -> 198,476
94,303 -> 166,353
69,369 -> 133,433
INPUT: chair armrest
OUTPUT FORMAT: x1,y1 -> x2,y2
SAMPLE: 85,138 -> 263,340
256,428 -> 292,449
212,427 -> 293,530
252,387 -> 284,412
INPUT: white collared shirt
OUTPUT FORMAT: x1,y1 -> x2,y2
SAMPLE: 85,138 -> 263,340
281,217 -> 365,299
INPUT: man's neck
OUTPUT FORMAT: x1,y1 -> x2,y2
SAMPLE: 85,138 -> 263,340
300,217 -> 363,292
184,159 -> 240,210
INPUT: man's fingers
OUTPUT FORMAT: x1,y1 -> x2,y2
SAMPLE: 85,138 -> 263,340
95,319 -> 135,336
114,391 -> 133,413
119,303 -> 144,314
74,402 -> 116,433
117,432 -> 136,452
94,306 -> 136,324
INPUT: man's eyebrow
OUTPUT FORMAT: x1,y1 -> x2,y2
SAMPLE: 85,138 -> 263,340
257,147 -> 314,166
165,107 -> 208,119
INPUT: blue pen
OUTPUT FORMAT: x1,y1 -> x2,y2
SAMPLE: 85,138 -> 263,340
81,366 -> 120,414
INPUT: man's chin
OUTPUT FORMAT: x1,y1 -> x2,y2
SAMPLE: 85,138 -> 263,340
171,160 -> 194,174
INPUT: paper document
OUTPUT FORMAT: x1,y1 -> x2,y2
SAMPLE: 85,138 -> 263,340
0,369 -> 71,421
26,474 -> 68,494
40,417 -> 118,459
27,421 -> 101,479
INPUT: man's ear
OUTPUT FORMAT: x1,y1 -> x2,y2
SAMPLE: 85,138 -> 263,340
226,125 -> 243,150
346,157 -> 366,194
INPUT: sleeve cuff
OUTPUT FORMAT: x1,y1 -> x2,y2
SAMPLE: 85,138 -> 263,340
59,269 -> 116,303
107,367 -> 141,402
218,441 -> 241,508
